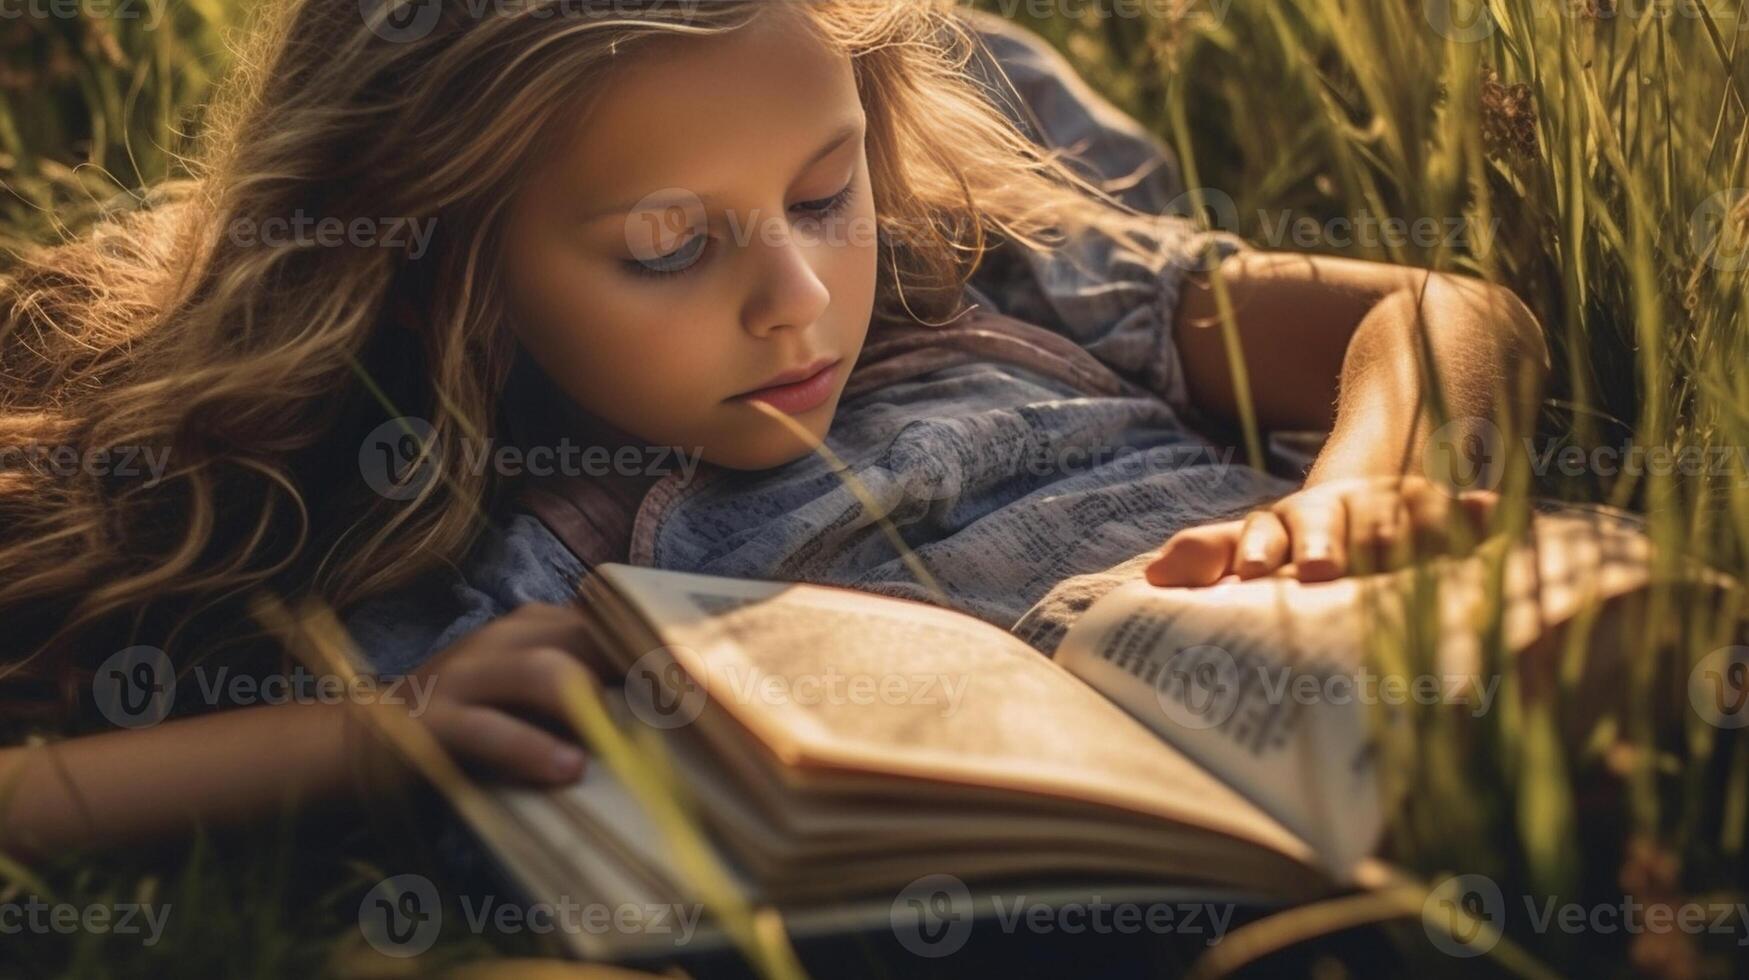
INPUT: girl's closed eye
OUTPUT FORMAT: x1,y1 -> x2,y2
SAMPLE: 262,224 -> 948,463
622,181 -> 857,280
792,181 -> 856,217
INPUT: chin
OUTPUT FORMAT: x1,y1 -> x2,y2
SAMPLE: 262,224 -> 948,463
705,410 -> 838,471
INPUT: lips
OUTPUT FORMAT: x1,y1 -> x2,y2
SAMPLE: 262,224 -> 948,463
729,356 -> 844,415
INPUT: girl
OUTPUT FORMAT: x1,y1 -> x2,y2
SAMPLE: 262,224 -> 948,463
0,0 -> 1546,857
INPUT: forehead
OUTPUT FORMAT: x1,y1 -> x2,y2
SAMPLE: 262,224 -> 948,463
543,6 -> 863,210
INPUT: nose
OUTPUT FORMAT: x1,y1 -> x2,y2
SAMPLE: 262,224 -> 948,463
739,225 -> 832,339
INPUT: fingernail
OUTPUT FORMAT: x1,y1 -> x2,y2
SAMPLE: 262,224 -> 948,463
552,745 -> 586,778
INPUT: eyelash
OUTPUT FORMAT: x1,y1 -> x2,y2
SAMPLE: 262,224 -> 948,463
622,182 -> 858,281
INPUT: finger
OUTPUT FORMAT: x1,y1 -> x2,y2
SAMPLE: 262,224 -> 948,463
1233,511 -> 1290,579
1277,494 -> 1347,581
1345,487 -> 1411,574
439,704 -> 587,784
470,603 -> 615,676
1147,520 -> 1244,587
1456,489 -> 1499,537
444,645 -> 598,725
1403,480 -> 1456,554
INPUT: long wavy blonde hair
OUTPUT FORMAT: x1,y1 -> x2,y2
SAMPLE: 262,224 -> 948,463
0,0 -> 1162,728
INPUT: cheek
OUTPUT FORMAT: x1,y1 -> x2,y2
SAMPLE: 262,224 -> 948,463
503,244 -> 736,430
815,195 -> 881,318
841,224 -> 880,342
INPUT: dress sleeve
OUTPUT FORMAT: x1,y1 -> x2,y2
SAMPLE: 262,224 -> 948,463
341,512 -> 586,676
961,10 -> 1251,418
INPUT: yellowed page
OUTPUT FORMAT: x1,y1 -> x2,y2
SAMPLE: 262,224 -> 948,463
592,564 -> 1315,867
1054,506 -> 1657,877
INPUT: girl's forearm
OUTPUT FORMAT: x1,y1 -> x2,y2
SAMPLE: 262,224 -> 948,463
1306,275 -> 1548,485
0,702 -> 400,859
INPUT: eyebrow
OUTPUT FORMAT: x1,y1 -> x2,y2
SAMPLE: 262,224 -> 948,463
579,119 -> 865,225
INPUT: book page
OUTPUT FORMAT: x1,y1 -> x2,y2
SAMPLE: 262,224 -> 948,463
1053,506 -> 1656,877
591,564 -> 1315,866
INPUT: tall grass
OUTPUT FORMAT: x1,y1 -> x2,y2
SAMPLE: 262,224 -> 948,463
0,0 -> 234,239
981,0 -> 1749,974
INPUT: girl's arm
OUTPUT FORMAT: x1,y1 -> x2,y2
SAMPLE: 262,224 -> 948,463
1148,250 -> 1550,586
0,602 -> 599,860
0,701 -> 365,857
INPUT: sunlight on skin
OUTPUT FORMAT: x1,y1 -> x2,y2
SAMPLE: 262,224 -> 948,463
255,594 -> 809,980
1145,478 -> 1500,588
500,3 -> 877,473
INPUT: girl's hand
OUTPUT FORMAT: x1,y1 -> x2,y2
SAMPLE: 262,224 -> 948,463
405,602 -> 603,785
1145,476 -> 1498,587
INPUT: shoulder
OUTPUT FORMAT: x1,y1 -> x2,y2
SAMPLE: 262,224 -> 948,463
958,7 -> 1184,215
341,511 -> 584,675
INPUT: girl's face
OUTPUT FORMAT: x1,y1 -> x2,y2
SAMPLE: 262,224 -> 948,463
501,7 -> 878,471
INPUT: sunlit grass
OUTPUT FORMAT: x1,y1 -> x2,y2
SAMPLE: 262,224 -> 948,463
993,0 -> 1749,973
0,0 -> 236,242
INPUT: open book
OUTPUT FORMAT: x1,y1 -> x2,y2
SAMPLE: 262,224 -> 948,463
463,507 -> 1661,961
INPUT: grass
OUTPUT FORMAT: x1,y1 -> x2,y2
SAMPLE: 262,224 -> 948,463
0,0 -> 230,239
1031,2 -> 1749,974
6,0 -> 1749,976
